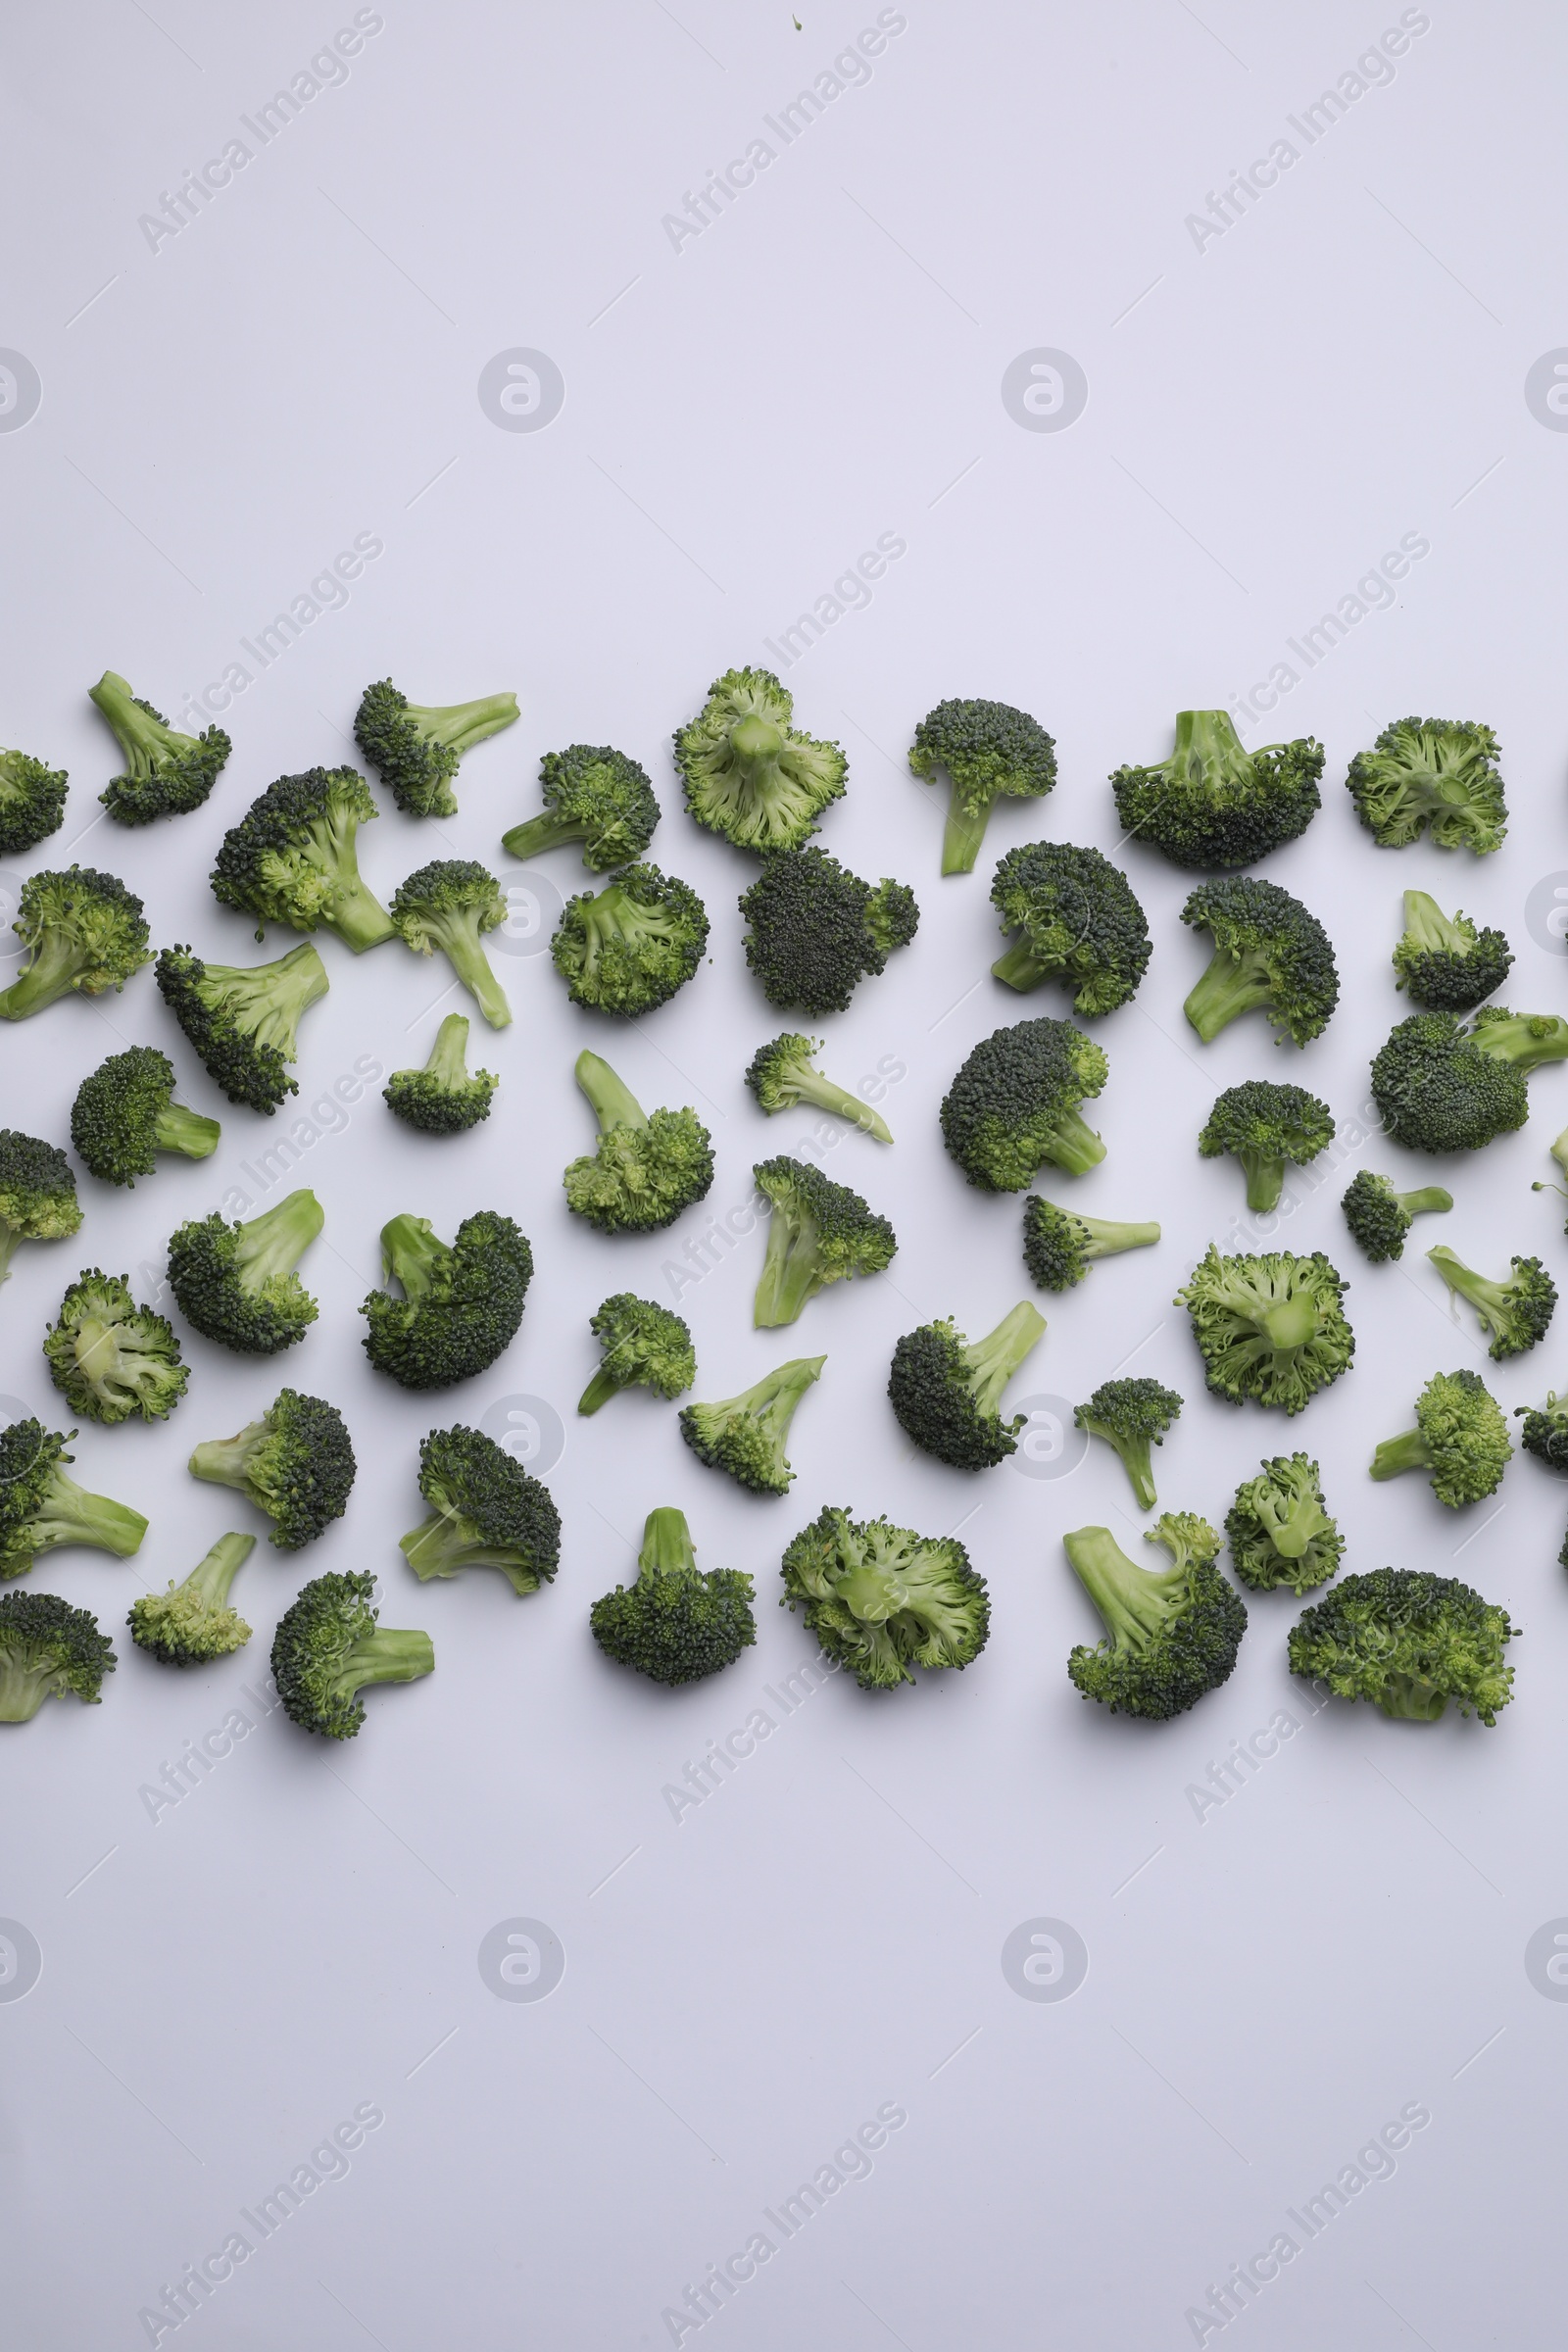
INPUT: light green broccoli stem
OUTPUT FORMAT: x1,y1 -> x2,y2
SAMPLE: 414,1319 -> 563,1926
941,785 -> 996,878
235,1190 -> 323,1287
638,1507 -> 697,1583
155,1102 -> 220,1160
1170,709 -> 1253,790
0,1227 -> 24,1286
1045,1106 -> 1108,1176
1369,1427 -> 1432,1481
0,926 -> 91,1019
1240,1151 -> 1288,1214
187,1424 -> 269,1494
1250,1477 -> 1329,1562
0,1651 -> 65,1721
430,907 -> 511,1029
338,1628 -> 435,1695
1471,1015 -> 1568,1073
380,1214 -> 444,1301
422,1013 -> 474,1088
182,1532 -> 256,1607
399,1507 -> 507,1582
576,1051 -> 648,1136
503,809 -> 584,860
577,1364 -> 626,1416
1427,1246 -> 1512,1329
1397,1186 -> 1454,1217
1063,1526 -> 1174,1647
1184,950 -> 1274,1044
992,940 -> 1054,990
1372,1674 -> 1448,1723
87,672 -> 186,772
413,694 -> 518,755
963,1302 -> 1048,1417
1399,890 -> 1463,957
1260,1296 -> 1320,1352
326,879 -> 394,954
755,1200 -> 822,1328
35,1463 -> 147,1556
1081,1418 -> 1160,1512
781,1055 -> 893,1144
1068,1210 -> 1160,1259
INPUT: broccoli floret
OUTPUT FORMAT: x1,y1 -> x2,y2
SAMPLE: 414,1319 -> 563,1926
1181,876 -> 1339,1048
1177,1247 -> 1354,1415
1340,1171 -> 1452,1263
384,1014 -> 497,1136
353,678 -> 517,818
1393,890 -> 1512,1011
563,1052 -> 714,1235
781,1504 -> 990,1689
127,1533 -> 255,1666
590,1506 -> 755,1686
271,1570 -> 433,1740
0,865 -> 151,1021
399,1424 -> 560,1593
1347,718 -> 1506,854
1225,1454 -> 1343,1594
887,1302 -> 1047,1470
0,1130 -> 81,1294
745,1032 -> 893,1144
679,1355 -> 824,1494
502,743 -> 660,871
155,941 -> 329,1114
1289,1568 -> 1517,1724
1198,1080 -> 1336,1213
990,841 -> 1152,1012
0,1590 -> 115,1720
1370,1368 -> 1512,1506
550,860 -> 708,1015
1370,1007 -> 1568,1154
1021,1198 -> 1158,1292
1064,1515 -> 1245,1720
188,1390 -> 356,1548
739,847 -> 918,1017
89,671 -> 229,825
1518,1391 -> 1568,1472
1109,709 -> 1323,872
390,858 -> 512,1028
0,746 -> 69,855
940,1016 -> 1108,1192
1426,1246 -> 1556,1361
167,1190 -> 323,1356
753,1156 -> 897,1327
908,697 -> 1056,876
211,768 -> 394,953
674,667 -> 847,853
1073,1377 -> 1182,1510
578,1294 -> 696,1414
70,1047 -> 220,1186
44,1271 -> 187,1426
361,1210 -> 531,1390
0,1417 -> 147,1581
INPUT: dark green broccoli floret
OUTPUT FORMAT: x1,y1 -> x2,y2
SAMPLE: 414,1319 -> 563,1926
1289,1568 -> 1517,1724
1177,1247 -> 1354,1415
578,1294 -> 696,1414
399,1424 -> 560,1593
0,1590 -> 115,1720
1517,1391 -> 1568,1472
0,1417 -> 147,1582
744,1032 -> 893,1144
155,941 -> 329,1115
211,767 -> 394,952
675,667 -> 847,853
188,1389 -> 356,1548
0,866 -> 151,1020
781,1504 -> 990,1689
563,1052 -> 714,1235
590,1506 -> 755,1686
1393,890 -> 1512,1011
1181,876 -> 1339,1048
1347,718 -> 1506,854
1369,1369 -> 1512,1506
1426,1246 -> 1556,1361
551,860 -> 708,1015
384,1014 -> 497,1136
166,1190 -> 323,1355
0,1130 -> 81,1293
990,841 -> 1152,1012
1198,1080 -> 1336,1213
739,848 -> 917,1017
1225,1454 -> 1343,1594
1021,1198 -> 1159,1292
271,1570 -> 433,1740
89,671 -> 228,825
361,1210 -> 531,1390
353,678 -> 517,818
502,743 -> 660,871
43,1271 -> 187,1425
1074,1377 -> 1183,1510
887,1302 -> 1047,1469
126,1533 -> 254,1666
390,858 -> 512,1028
908,697 -> 1056,876
753,1157 -> 897,1327
940,1016 -> 1108,1192
70,1047 -> 220,1185
1109,709 -> 1323,871
1064,1515 -> 1245,1721
1370,1007 -> 1568,1153
1340,1171 -> 1452,1263
679,1355 -> 824,1494
0,746 -> 69,855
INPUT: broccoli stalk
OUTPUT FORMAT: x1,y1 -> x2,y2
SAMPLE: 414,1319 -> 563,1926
1426,1246 -> 1556,1361
1340,1171 -> 1453,1262
887,1302 -> 1048,1469
564,1053 -> 715,1234
155,941 -> 330,1114
590,1507 -> 757,1686
502,744 -> 660,870
1074,1378 -> 1183,1510
270,1570 -> 433,1740
389,859 -> 512,1028
1225,1454 -> 1343,1595
1021,1199 -> 1159,1292
383,1013 -> 498,1136
127,1534 -> 255,1666
354,681 -> 518,819
0,1591 -> 116,1719
745,1033 -> 893,1143
1064,1516 -> 1245,1720
0,1419 -> 148,1580
213,769 -> 395,952
188,1390 -> 356,1549
0,866 -> 151,1020
753,1157 -> 898,1327
679,1356 -> 825,1494
89,672 -> 229,825
907,698 -> 1057,875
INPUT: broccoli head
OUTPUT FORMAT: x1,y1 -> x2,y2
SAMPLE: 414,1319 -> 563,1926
1198,1080 -> 1336,1213
739,847 -> 918,1017
679,1355 -> 824,1494
155,941 -> 329,1115
1110,709 -> 1323,871
563,1052 -> 714,1235
1346,717 -> 1506,854
675,666 -> 847,853
166,1189 -> 323,1355
1370,1007 -> 1568,1154
887,1301 -> 1047,1470
940,1016 -> 1108,1192
1393,890 -> 1512,1011
383,1014 -> 497,1136
1370,1369 -> 1512,1506
1288,1568 -> 1517,1724
211,767 -> 394,952
1225,1454 -> 1344,1595
127,1533 -> 255,1667
1021,1198 -> 1159,1292
745,1032 -> 893,1144
591,1506 -> 755,1686
781,1504 -> 990,1689
390,858 -> 512,1028
89,671 -> 229,825
1177,1247 -> 1354,1415
0,746 -> 69,856
1427,1246 -> 1556,1362
43,1271 -> 188,1425
1340,1171 -> 1452,1263
753,1156 -> 897,1327
989,841 -> 1152,1012
0,1417 -> 147,1581
399,1424 -> 560,1594
550,860 -> 708,1016
353,679 -> 518,818
1073,1378 -> 1182,1511
271,1570 -> 433,1740
908,697 -> 1056,876
0,866 -> 151,1020
0,1590 -> 115,1720
1516,1391 -> 1568,1473
1064,1515 -> 1244,1721
1181,876 -> 1339,1048
361,1210 -> 532,1390
502,743 -> 660,870
0,1130 -> 81,1292
578,1294 -> 696,1414
188,1389 -> 356,1548
70,1046 -> 220,1185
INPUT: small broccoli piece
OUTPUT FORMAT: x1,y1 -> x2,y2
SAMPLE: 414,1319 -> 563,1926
0,865 -> 151,1020
1518,1393 -> 1568,1473
399,1424 -> 560,1593
389,858 -> 512,1028
1021,1198 -> 1158,1292
1073,1378 -> 1182,1510
383,1014 -> 497,1136
0,1590 -> 115,1720
591,1507 -> 755,1686
1393,890 -> 1512,1011
211,768 -> 394,952
578,1294 -> 696,1414
739,848 -> 918,1018
166,1190 -> 323,1355
1340,1171 -> 1452,1263
353,678 -> 517,818
89,671 -> 229,825
679,1355 -> 824,1494
908,697 -> 1056,876
155,941 -> 329,1115
1181,876 -> 1338,1048
0,1417 -> 148,1581
781,1504 -> 990,1688
550,860 -> 708,1016
188,1390 -> 355,1548
745,1032 -> 893,1144
0,1130 -> 81,1294
940,1016 -> 1108,1192
126,1533 -> 255,1666
563,1052 -> 714,1235
43,1271 -> 187,1426
70,1047 -> 220,1186
0,746 -> 69,855
753,1157 -> 897,1327
1370,1368 -> 1512,1506
1426,1246 -> 1556,1361
989,841 -> 1152,1012
1225,1454 -> 1343,1595
502,743 -> 660,871
1198,1080 -> 1336,1213
1347,717 -> 1506,855
271,1570 -> 432,1740
1370,1007 -> 1568,1154
1177,1247 -> 1354,1415
1064,1515 -> 1244,1720
1289,1568 -> 1517,1724
361,1210 -> 531,1391
888,1302 -> 1047,1470
675,667 -> 847,853
1109,709 -> 1323,872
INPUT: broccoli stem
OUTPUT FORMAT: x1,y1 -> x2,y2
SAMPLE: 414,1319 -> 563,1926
187,1426 -> 266,1494
1240,1151 -> 1288,1213
324,882 -> 395,954
0,927 -> 89,1019
785,1064 -> 894,1145
234,1190 -> 324,1288
1070,1211 -> 1161,1259
576,1365 -> 625,1416
34,1463 -> 147,1556
755,1208 -> 822,1327
154,1102 -> 220,1160
182,1532 -> 256,1608
638,1506 -> 697,1583
575,1051 -> 648,1135
398,1508 -> 514,1583
412,695 -> 518,756
422,1013 -> 472,1088
1399,890 -> 1461,957
1184,949 -> 1274,1044
502,810 -> 587,860
1063,1526 -> 1174,1648
1369,1427 -> 1433,1481
1397,1186 -> 1454,1216
940,787 -> 994,877
1254,1484 -> 1329,1562
379,1214 -> 445,1301
729,713 -> 786,779
339,1628 -> 436,1694
1373,1673 -> 1447,1723
1043,1106 -> 1107,1176
991,941 -> 1053,992
0,1654 -> 55,1722
431,911 -> 511,1029
87,672 -> 173,773
1259,1296 -> 1320,1352
1549,1126 -> 1568,1184
0,1228 -> 22,1286
1471,1014 -> 1568,1072
1427,1246 -> 1507,1326
962,1302 -> 1048,1417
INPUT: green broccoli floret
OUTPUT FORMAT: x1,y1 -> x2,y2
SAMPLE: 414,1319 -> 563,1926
674,667 -> 847,853
744,1032 -> 893,1144
0,1417 -> 147,1581
781,1504 -> 990,1688
0,746 -> 69,855
578,1294 -> 696,1414
0,866 -> 151,1020
1393,890 -> 1512,1011
1110,709 -> 1324,871
89,671 -> 229,825
0,1590 -> 115,1720
1198,1080 -> 1336,1213
1064,1515 -> 1244,1720
1288,1568 -> 1517,1724
188,1390 -> 356,1548
361,1210 -> 532,1390
563,1052 -> 714,1235
1426,1246 -> 1556,1361
398,1424 -> 560,1593
1369,1369 -> 1512,1506
353,678 -> 517,818
590,1506 -> 755,1686
908,697 -> 1056,876
1516,1391 -> 1568,1472
887,1302 -> 1047,1469
0,1130 -> 81,1293
550,860 -> 708,1015
1073,1377 -> 1182,1510
1340,1170 -> 1452,1263
70,1046 -> 220,1185
211,767 -> 394,952
126,1534 -> 254,1666
1370,1007 -> 1568,1154
1347,717 -> 1506,854
383,1014 -> 497,1136
155,941 -> 329,1114
1225,1454 -> 1343,1594
166,1190 -> 323,1355
1021,1198 -> 1158,1292
502,743 -> 660,871
271,1570 -> 433,1740
739,847 -> 918,1017
43,1271 -> 188,1425
679,1355 -> 824,1494
390,858 -> 512,1028
1177,1247 -> 1354,1415
1181,876 -> 1339,1048
753,1156 -> 897,1327
989,841 -> 1152,1011
940,1016 -> 1108,1192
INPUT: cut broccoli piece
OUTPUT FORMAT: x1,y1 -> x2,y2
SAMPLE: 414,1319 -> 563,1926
384,1014 -> 497,1136
43,1270 -> 187,1426
1073,1378 -> 1182,1511
781,1504 -> 990,1688
390,858 -> 512,1028
211,768 -> 393,952
502,743 -> 660,871
1021,1197 -> 1158,1292
1426,1246 -> 1555,1362
126,1533 -> 255,1667
399,1424 -> 560,1593
0,1590 -> 115,1719
353,678 -> 517,818
166,1190 -> 323,1355
70,1046 -> 220,1185
1177,1247 -> 1354,1415
1369,1369 -> 1512,1506
0,865 -> 151,1020
1225,1454 -> 1343,1595
679,1355 -> 824,1494
1289,1569 -> 1517,1724
887,1302 -> 1047,1470
550,860 -> 708,1015
1340,1171 -> 1452,1263
1370,1006 -> 1568,1154
578,1294 -> 696,1414
1064,1514 -> 1244,1720
361,1210 -> 531,1390
0,746 -> 69,856
0,1417 -> 148,1581
271,1570 -> 432,1740
1110,709 -> 1323,871
908,697 -> 1056,876
744,1032 -> 893,1144
89,671 -> 228,825
1517,1392 -> 1568,1473
739,847 -> 918,1017
188,1390 -> 356,1548
563,1052 -> 714,1234
0,1130 -> 81,1294
1181,876 -> 1339,1048
1198,1080 -> 1336,1213
989,841 -> 1152,1011
1393,890 -> 1512,1011
940,1016 -> 1108,1192
674,666 -> 847,853
753,1156 -> 897,1327
1346,718 -> 1506,854
155,941 -> 328,1115
591,1506 -> 755,1686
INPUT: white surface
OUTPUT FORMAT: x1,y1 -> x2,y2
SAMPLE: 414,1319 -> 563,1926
3,5 -> 1567,2347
